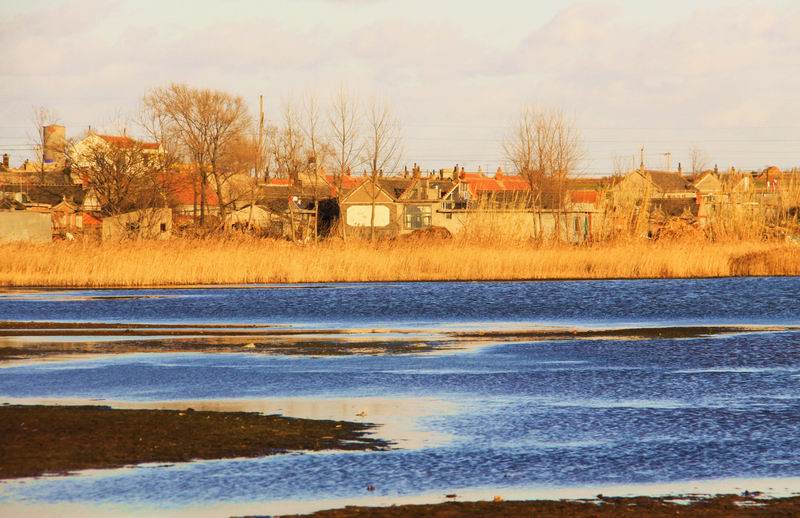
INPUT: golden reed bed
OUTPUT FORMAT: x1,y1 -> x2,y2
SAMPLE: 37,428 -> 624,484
0,238 -> 797,287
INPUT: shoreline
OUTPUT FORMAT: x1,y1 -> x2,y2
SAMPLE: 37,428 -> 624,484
0,321 -> 793,364
0,271 -> 799,290
284,495 -> 800,517
0,404 -> 388,480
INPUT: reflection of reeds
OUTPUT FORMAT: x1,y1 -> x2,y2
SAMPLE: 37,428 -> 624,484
0,238 -> 797,287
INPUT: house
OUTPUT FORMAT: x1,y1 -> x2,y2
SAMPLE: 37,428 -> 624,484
247,180 -> 321,240
50,198 -> 102,240
70,132 -> 161,169
101,208 -> 172,241
690,171 -> 723,195
613,169 -> 696,200
396,174 -> 455,234
338,178 -> 404,239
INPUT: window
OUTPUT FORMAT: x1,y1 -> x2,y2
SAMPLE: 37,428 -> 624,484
160,223 -> 167,232
404,205 -> 432,229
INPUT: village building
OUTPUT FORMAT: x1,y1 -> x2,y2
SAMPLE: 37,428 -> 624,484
338,179 -> 402,240
101,208 -> 173,241
69,132 -> 162,169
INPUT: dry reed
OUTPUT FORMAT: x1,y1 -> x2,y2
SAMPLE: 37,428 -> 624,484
0,237 -> 797,287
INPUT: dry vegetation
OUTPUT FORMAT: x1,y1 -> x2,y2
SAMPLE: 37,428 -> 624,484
0,237 -> 797,287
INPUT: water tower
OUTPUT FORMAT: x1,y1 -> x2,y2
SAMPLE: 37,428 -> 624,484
43,124 -> 66,165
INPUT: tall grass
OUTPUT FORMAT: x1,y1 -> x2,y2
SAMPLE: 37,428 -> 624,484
0,237 -> 797,287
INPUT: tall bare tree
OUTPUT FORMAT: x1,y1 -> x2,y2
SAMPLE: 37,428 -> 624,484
272,101 -> 307,241
73,134 -> 158,217
301,95 -> 332,242
504,107 -> 546,237
328,89 -> 362,241
361,98 -> 402,241
143,84 -> 251,226
690,146 -> 708,175
504,107 -> 581,241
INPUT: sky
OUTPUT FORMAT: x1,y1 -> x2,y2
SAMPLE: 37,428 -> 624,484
2,0 -> 799,176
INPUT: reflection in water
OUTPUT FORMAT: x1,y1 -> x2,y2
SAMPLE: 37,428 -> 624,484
0,396 -> 456,449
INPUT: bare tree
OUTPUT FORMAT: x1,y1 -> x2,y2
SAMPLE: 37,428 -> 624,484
272,101 -> 307,241
143,84 -> 252,227
73,134 -> 157,217
301,95 -> 332,242
328,88 -> 362,241
690,146 -> 708,175
503,107 -> 546,237
504,107 -> 581,241
361,98 -> 402,241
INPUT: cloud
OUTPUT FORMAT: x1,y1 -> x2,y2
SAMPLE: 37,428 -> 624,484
2,0 -> 799,171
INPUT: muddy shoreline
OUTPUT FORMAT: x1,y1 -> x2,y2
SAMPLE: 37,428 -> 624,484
0,321 -> 793,364
284,495 -> 800,517
0,404 -> 388,480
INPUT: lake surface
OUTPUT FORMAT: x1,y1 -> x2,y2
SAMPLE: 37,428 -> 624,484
1,278 -> 800,516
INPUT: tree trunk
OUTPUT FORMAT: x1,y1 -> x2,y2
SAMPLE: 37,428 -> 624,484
340,196 -> 348,242
200,172 -> 207,226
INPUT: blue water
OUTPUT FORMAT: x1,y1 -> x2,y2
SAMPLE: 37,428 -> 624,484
1,278 -> 800,511
1,277 -> 799,327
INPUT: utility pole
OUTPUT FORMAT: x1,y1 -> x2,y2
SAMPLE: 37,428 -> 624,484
257,94 -> 265,179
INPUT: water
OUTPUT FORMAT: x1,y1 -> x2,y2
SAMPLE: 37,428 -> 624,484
1,278 -> 800,515
1,277 -> 798,327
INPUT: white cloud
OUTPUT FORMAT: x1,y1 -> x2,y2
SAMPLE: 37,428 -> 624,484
1,0 -> 799,172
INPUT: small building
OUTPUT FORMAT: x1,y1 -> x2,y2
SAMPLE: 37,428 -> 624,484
339,179 -> 401,239
101,208 -> 172,241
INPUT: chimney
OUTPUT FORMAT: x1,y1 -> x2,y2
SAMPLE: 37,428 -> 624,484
2,153 -> 8,169
496,166 -> 504,180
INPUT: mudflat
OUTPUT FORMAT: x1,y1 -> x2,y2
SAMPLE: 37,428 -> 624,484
1,321 -> 792,363
0,405 -> 389,479
285,495 -> 800,517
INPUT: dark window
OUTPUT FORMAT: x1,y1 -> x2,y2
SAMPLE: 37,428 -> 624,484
404,205 -> 432,229
160,223 -> 167,232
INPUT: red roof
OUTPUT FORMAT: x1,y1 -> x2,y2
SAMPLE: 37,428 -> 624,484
82,212 -> 102,226
97,134 -> 160,151
570,190 -> 598,204
164,168 -> 219,206
324,174 -> 365,196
